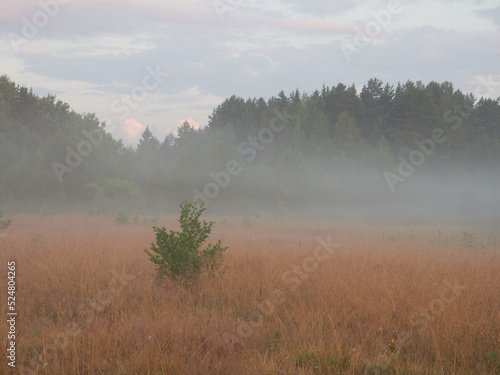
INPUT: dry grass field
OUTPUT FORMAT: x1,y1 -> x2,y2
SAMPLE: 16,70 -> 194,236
1,214 -> 499,374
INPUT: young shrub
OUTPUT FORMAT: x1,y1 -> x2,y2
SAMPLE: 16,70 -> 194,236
0,209 -> 12,229
144,201 -> 227,281
114,210 -> 129,224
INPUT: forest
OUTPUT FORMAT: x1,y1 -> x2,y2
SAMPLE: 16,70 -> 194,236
1,75 -> 499,220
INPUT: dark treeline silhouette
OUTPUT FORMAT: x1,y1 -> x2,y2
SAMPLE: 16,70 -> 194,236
1,75 -> 499,220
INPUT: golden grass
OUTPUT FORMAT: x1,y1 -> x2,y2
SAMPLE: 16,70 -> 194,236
0,214 -> 499,374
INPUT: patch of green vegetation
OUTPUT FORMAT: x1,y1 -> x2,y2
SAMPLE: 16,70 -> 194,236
487,352 -> 500,371
462,232 -> 486,251
114,210 -> 129,224
295,349 -> 349,373
242,216 -> 252,227
0,209 -> 12,229
144,201 -> 227,282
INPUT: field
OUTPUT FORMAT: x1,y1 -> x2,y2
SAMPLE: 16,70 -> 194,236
1,214 -> 499,374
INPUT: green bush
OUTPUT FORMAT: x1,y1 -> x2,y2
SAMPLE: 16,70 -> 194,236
114,210 -> 129,224
144,201 -> 227,281
242,216 -> 252,227
0,210 -> 12,229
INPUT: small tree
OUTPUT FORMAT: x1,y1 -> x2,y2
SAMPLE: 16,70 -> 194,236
144,201 -> 227,281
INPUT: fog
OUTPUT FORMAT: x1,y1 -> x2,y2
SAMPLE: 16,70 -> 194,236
3,3 -> 500,374
1,1 -> 499,227
0,75 -> 499,229
188,161 -> 500,225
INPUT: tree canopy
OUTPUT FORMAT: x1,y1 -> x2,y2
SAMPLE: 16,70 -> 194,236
1,74 -> 499,215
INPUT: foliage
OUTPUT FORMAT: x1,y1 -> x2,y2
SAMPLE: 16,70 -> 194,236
242,216 -> 252,227
487,352 -> 500,371
0,209 -> 12,229
295,349 -> 349,373
1,74 -> 500,213
461,232 -> 485,250
462,232 -> 476,250
144,201 -> 227,281
114,210 -> 129,224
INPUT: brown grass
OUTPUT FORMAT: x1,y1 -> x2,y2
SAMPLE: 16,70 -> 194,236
0,214 -> 499,374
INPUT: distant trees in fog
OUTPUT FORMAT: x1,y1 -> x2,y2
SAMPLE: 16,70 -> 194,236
0,75 -> 499,213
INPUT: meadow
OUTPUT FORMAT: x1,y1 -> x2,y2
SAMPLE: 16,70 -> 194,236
0,214 -> 499,374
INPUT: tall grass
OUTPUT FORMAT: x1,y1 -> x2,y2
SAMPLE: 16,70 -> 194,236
0,215 -> 499,374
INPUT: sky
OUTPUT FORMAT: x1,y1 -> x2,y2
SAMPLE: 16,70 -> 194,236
1,0 -> 499,146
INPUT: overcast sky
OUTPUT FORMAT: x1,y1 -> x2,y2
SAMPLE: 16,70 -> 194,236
1,0 -> 499,146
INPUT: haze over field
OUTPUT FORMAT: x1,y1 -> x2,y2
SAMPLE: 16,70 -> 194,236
1,0 -> 499,223
2,2 -> 500,374
1,72 -> 500,224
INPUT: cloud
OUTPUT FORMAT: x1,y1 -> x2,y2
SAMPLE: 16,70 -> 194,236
1,0 -> 499,150
120,118 -> 146,141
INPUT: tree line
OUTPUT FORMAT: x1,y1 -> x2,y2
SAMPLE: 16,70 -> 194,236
1,75 -> 499,215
